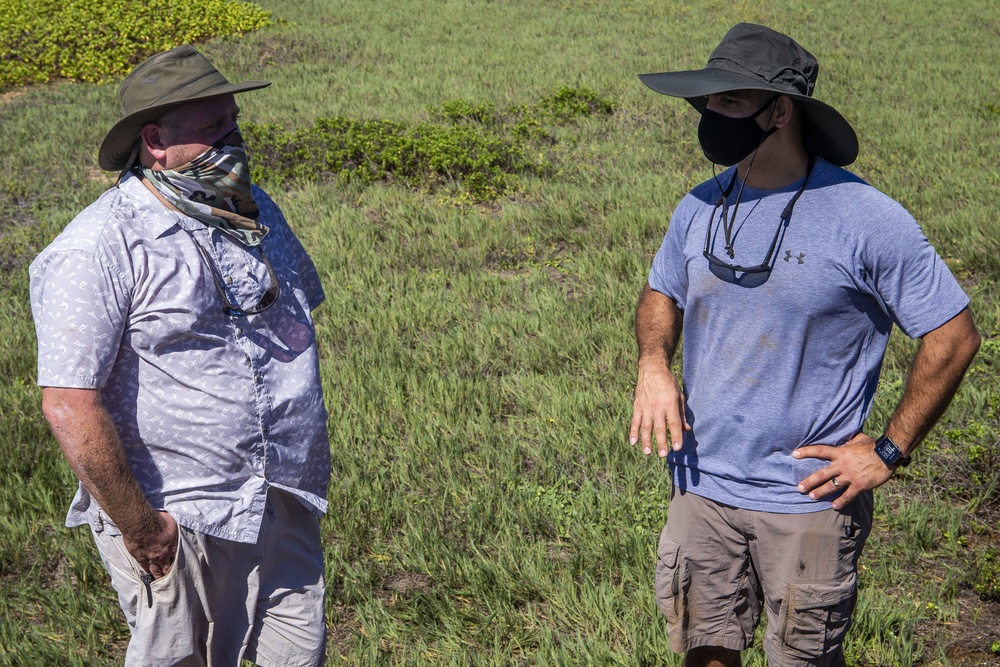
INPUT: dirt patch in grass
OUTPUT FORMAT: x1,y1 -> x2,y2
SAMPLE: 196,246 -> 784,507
326,602 -> 363,657
0,88 -> 26,108
942,592 -> 1000,666
385,571 -> 433,593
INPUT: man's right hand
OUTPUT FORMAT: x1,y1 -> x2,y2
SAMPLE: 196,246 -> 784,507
630,361 -> 690,457
41,387 -> 180,580
123,511 -> 178,579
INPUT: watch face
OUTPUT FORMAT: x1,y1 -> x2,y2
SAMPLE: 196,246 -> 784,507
876,436 -> 910,466
876,440 -> 895,460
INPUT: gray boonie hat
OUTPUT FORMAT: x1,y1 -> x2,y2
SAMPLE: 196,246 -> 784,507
639,23 -> 858,166
98,44 -> 270,171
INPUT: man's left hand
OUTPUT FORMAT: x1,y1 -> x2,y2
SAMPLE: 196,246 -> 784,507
793,433 -> 895,510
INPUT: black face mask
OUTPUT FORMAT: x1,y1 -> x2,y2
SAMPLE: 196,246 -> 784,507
698,96 -> 778,166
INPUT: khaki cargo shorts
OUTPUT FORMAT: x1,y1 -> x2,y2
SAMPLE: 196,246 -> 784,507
655,487 -> 873,667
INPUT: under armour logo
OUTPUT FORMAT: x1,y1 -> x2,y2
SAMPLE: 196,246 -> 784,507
783,250 -> 806,264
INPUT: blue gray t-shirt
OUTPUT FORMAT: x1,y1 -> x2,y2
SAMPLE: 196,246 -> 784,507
648,158 -> 968,512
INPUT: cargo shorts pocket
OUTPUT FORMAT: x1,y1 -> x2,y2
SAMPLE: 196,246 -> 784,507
105,522 -> 185,615
655,535 -> 684,627
779,574 -> 857,660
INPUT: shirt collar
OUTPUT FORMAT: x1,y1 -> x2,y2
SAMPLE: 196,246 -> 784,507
117,171 -> 186,239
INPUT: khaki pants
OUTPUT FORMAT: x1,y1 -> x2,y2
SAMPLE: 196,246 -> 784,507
91,488 -> 326,667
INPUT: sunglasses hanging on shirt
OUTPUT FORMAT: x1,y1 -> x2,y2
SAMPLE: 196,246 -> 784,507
194,241 -> 280,317
703,156 -> 815,274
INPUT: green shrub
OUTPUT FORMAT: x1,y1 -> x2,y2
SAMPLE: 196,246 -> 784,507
431,99 -> 500,126
246,117 -> 533,202
0,0 -> 271,90
969,548 -> 1000,601
245,87 -> 617,203
535,85 -> 617,121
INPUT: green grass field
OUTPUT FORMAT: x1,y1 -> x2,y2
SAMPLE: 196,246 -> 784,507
1,1 -> 998,665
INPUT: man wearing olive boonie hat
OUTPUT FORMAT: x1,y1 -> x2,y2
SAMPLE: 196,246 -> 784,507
30,45 -> 331,666
628,24 -> 980,667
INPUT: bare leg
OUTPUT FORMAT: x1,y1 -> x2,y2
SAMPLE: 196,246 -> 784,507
684,646 -> 741,667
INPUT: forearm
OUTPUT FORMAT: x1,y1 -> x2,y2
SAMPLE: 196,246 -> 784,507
635,283 -> 683,371
883,308 -> 981,455
42,387 -> 162,542
631,284 -> 689,453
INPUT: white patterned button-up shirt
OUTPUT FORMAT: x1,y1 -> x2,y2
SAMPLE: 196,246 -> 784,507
30,173 -> 330,543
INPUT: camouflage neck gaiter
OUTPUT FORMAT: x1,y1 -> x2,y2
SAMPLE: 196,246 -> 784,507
141,127 -> 268,246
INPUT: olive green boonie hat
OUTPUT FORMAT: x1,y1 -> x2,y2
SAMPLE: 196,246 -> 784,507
639,23 -> 858,166
98,44 -> 270,171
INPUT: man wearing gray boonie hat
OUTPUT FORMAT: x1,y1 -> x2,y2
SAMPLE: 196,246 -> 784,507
30,45 -> 330,666
629,24 -> 980,666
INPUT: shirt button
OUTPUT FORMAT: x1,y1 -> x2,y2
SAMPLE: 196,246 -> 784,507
262,425 -> 270,434
255,374 -> 262,383
226,276 -> 233,285
235,327 -> 243,335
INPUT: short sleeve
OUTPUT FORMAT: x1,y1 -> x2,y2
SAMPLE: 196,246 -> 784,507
858,200 -> 968,338
29,248 -> 131,388
648,197 -> 695,308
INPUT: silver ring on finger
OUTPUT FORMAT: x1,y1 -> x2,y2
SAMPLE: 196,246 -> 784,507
831,476 -> 842,490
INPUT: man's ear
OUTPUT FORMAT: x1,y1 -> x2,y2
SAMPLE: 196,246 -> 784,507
139,123 -> 169,162
773,96 -> 796,128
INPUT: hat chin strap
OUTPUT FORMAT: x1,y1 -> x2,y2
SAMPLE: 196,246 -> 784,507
115,141 -> 142,186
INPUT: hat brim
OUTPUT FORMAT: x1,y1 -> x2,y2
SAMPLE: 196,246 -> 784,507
98,79 -> 271,171
639,69 -> 858,166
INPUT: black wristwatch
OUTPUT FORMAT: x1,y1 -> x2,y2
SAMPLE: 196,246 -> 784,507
874,434 -> 912,468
